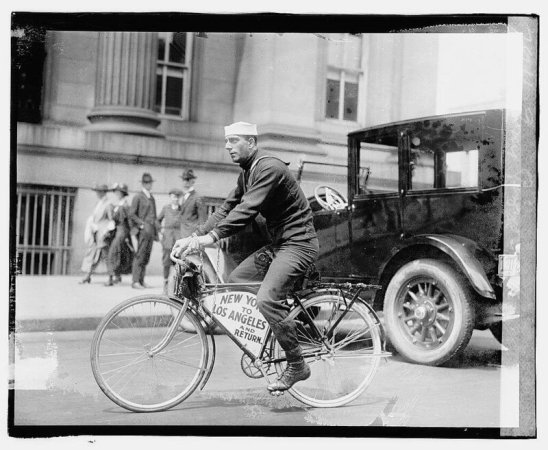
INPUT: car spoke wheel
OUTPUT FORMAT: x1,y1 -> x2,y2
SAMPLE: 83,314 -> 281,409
396,278 -> 454,349
384,259 -> 474,366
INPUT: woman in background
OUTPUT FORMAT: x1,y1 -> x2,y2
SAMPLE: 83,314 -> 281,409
157,188 -> 183,294
105,183 -> 134,286
80,184 -> 112,284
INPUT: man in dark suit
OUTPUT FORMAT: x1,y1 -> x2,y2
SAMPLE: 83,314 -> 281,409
179,169 -> 207,239
129,172 -> 158,289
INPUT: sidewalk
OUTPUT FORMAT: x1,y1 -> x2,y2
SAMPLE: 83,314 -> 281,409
13,275 -> 167,332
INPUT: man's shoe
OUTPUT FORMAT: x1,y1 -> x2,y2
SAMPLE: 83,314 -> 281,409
267,359 -> 311,392
132,282 -> 144,289
140,282 -> 151,289
104,277 -> 114,287
79,276 -> 91,284
113,276 -> 122,284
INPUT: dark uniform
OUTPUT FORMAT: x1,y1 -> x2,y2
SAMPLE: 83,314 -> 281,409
158,203 -> 183,279
130,189 -> 158,286
179,190 -> 207,238
197,148 -> 319,356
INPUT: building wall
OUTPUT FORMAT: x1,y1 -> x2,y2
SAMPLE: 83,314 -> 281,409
42,31 -> 98,126
16,30 -> 517,276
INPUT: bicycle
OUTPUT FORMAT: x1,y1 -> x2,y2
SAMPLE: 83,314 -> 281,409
90,249 -> 390,412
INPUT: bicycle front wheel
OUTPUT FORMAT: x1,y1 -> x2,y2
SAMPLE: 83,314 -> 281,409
272,292 -> 382,408
91,295 -> 208,412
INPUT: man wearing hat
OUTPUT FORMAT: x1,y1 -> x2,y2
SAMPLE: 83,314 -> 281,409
129,173 -> 158,289
157,188 -> 184,293
179,169 -> 207,241
173,122 -> 319,393
80,183 -> 113,284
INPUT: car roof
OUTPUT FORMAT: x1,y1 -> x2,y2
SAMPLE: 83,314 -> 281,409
348,109 -> 504,137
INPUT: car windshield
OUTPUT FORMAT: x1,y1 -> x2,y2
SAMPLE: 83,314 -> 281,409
358,128 -> 399,195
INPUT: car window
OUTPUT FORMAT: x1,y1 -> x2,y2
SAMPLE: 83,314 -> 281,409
407,118 -> 479,191
358,133 -> 399,194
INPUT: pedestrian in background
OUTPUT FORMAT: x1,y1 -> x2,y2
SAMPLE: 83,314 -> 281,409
105,183 -> 133,286
129,173 -> 158,289
157,188 -> 183,294
80,184 -> 113,284
179,169 -> 207,240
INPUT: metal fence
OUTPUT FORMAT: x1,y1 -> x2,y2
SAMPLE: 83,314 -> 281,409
203,196 -> 223,217
16,184 -> 76,275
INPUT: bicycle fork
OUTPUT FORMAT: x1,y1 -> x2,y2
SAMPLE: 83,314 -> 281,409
147,298 -> 190,356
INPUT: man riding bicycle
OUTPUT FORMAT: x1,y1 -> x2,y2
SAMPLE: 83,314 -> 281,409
173,121 -> 319,393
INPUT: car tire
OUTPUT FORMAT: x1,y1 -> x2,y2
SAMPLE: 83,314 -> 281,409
383,259 -> 474,366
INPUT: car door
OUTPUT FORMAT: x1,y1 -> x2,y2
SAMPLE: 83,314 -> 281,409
348,126 -> 403,282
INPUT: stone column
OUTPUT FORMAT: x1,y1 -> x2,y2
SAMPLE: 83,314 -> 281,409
86,32 -> 163,137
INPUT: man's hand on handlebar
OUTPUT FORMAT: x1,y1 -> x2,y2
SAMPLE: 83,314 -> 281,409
171,233 -> 215,259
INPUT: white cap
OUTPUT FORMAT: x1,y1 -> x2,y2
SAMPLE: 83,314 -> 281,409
224,122 -> 258,137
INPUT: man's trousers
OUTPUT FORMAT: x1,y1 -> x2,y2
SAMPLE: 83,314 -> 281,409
227,238 -> 319,358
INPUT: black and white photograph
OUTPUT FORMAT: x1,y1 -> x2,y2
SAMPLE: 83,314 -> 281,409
7,4 -> 540,443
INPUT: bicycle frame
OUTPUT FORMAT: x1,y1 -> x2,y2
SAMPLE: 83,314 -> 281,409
91,251 -> 391,412
157,277 -> 385,391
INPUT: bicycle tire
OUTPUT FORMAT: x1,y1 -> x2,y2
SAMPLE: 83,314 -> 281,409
90,295 -> 208,412
272,291 -> 382,408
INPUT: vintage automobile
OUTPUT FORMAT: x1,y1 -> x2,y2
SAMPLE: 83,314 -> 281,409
196,109 -> 514,366
307,109 -> 513,366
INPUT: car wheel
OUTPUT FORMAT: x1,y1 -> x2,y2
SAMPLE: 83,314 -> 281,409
383,259 -> 474,366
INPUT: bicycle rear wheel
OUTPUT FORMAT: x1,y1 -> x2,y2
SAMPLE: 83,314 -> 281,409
272,292 -> 382,407
91,295 -> 208,412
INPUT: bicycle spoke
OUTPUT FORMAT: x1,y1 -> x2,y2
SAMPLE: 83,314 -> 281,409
91,296 -> 208,412
101,353 -> 149,376
155,353 -> 205,370
272,294 -> 382,407
156,332 -> 202,353
296,325 -> 319,346
111,359 -> 147,395
99,350 -> 148,358
331,325 -> 371,351
101,337 -> 146,351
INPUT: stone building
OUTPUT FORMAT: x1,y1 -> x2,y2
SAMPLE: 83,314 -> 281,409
14,28 -> 520,276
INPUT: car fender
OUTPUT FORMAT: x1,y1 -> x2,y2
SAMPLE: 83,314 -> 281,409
383,234 -> 496,300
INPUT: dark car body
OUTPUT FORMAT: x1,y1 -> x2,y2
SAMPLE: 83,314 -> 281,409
311,109 -> 510,365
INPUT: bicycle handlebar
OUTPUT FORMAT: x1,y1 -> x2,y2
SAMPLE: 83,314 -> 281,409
169,252 -> 185,265
170,249 -> 200,265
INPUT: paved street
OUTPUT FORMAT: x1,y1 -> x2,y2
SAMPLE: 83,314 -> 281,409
12,328 -> 510,428
10,275 -> 518,431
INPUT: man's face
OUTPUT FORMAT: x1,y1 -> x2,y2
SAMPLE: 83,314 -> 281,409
182,178 -> 195,191
225,135 -> 254,164
143,181 -> 153,192
169,193 -> 179,205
